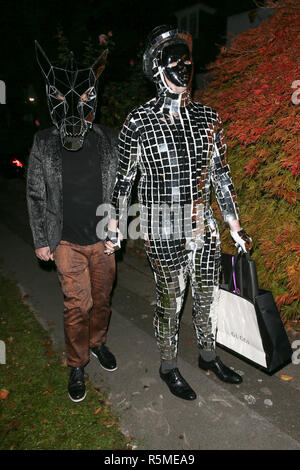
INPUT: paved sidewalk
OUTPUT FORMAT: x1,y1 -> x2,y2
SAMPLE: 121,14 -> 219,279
1,221 -> 300,450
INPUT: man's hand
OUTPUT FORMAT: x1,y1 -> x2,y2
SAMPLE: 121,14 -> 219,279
35,246 -> 54,261
104,239 -> 117,255
104,219 -> 123,255
230,229 -> 253,253
228,220 -> 253,253
104,229 -> 123,255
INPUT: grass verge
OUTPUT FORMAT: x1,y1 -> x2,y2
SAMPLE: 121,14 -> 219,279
0,271 -> 132,450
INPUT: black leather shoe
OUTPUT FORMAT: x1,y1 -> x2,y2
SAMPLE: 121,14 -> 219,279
91,344 -> 117,371
68,367 -> 86,402
198,356 -> 243,384
159,367 -> 197,400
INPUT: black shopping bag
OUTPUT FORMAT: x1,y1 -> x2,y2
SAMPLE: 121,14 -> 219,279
217,252 -> 292,373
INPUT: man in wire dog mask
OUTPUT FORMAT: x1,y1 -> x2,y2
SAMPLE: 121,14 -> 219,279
27,43 -> 119,402
35,42 -> 103,151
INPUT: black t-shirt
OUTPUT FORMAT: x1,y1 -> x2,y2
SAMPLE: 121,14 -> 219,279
61,130 -> 102,246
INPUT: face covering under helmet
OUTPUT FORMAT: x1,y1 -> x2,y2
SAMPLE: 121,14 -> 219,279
143,25 -> 193,95
161,42 -> 193,88
35,41 -> 108,151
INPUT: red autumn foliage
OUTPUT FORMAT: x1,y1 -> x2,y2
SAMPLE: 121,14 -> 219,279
194,0 -> 300,320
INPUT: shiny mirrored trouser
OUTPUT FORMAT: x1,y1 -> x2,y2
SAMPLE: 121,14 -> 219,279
145,232 -> 221,361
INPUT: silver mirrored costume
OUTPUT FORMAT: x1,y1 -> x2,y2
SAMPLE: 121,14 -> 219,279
112,26 -> 239,361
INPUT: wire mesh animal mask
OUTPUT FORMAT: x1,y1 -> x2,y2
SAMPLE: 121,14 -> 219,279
35,41 -> 108,151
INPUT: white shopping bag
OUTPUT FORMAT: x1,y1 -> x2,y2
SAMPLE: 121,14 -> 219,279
216,287 -> 267,368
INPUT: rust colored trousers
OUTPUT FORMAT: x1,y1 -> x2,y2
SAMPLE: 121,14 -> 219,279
54,240 -> 115,367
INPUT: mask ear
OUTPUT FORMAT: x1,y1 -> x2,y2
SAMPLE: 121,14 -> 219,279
35,40 -> 52,78
92,49 -> 108,79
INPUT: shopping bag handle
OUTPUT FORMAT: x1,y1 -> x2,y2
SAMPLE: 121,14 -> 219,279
231,251 -> 259,302
231,255 -> 240,295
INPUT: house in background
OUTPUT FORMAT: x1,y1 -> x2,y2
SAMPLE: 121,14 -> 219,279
226,6 -> 272,46
174,2 -> 220,89
174,1 -> 273,89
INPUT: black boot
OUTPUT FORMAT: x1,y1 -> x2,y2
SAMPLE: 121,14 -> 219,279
91,344 -> 117,371
198,356 -> 242,384
159,367 -> 197,400
68,367 -> 86,402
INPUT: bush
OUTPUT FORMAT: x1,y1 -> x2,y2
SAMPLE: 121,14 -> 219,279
194,0 -> 300,321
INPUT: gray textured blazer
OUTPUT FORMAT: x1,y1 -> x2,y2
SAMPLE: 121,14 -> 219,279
26,124 -> 119,252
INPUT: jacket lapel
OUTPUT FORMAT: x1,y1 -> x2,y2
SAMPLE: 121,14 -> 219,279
49,129 -> 63,194
94,125 -> 109,201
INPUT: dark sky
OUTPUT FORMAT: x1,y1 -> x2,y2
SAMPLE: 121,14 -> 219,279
0,0 -> 257,138
0,0 -> 257,81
